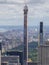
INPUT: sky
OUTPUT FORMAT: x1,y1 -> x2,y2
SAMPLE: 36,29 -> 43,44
0,0 -> 49,26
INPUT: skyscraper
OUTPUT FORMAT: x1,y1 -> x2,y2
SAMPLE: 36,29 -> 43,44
40,22 -> 43,45
0,40 -> 2,65
23,4 -> 28,65
38,22 -> 44,65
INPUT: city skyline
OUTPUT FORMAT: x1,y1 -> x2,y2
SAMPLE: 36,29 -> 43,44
0,0 -> 49,26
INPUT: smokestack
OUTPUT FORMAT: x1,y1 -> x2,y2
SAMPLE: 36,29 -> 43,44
23,5 -> 28,65
40,22 -> 43,45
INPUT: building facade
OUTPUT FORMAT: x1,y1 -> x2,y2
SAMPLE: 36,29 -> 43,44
38,44 -> 49,65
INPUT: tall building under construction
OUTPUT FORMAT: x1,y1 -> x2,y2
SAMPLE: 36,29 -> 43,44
23,4 -> 28,65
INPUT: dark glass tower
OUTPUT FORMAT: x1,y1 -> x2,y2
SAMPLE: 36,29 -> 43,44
40,22 -> 43,45
23,5 -> 28,65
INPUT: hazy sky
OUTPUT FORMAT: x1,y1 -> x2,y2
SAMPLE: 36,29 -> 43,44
0,0 -> 49,26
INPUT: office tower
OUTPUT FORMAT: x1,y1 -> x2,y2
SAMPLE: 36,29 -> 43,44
6,51 -> 23,65
1,55 -> 20,65
40,22 -> 43,45
23,4 -> 28,65
0,40 -> 2,65
38,42 -> 49,65
38,22 -> 49,65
